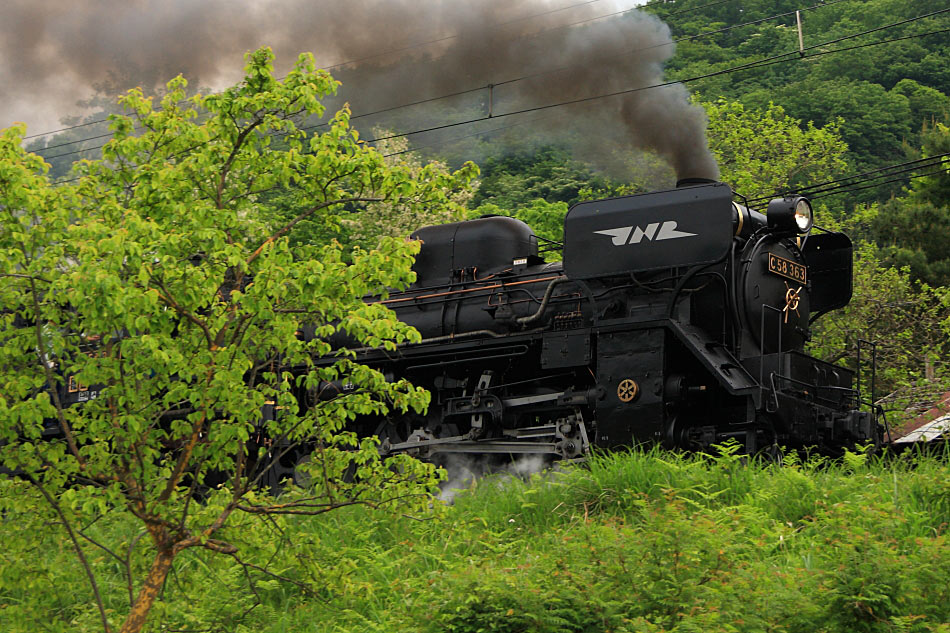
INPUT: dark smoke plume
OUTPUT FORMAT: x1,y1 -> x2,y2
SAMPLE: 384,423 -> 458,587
3,0 -> 718,181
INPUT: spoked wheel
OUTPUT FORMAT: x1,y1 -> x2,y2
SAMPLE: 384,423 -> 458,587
292,453 -> 313,488
374,415 -> 421,455
374,415 -> 461,456
255,440 -> 309,495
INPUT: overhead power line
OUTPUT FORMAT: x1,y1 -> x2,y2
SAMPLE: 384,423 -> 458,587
489,0 -> 851,89
22,118 -> 107,141
807,161 -> 950,198
24,0 -> 850,158
38,22 -> 948,163
812,5 -> 950,48
746,153 -> 950,204
361,20 -> 950,145
305,12 -> 948,149
381,113 -> 561,158
662,0 -> 738,17
809,166 -> 949,200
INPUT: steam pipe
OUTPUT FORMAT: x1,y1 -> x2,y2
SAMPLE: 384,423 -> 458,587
516,277 -> 569,326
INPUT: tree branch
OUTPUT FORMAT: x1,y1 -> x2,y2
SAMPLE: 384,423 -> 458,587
27,277 -> 85,467
236,491 -> 431,516
125,531 -> 148,607
0,272 -> 51,282
227,551 -> 321,599
246,196 -> 382,265
237,499 -> 375,515
151,277 -> 215,349
27,474 -> 113,633
76,526 -> 127,568
156,408 -> 207,505
216,117 -> 264,210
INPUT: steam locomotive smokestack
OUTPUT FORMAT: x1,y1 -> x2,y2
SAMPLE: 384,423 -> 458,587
676,177 -> 719,188
3,1 -> 719,182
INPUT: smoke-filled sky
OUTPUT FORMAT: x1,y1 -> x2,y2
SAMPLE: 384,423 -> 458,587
2,0 -> 718,181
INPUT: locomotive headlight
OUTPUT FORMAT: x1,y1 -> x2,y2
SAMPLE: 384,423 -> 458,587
793,197 -> 813,232
767,195 -> 813,235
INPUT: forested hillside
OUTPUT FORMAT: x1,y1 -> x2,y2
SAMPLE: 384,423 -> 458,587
662,0 -> 949,185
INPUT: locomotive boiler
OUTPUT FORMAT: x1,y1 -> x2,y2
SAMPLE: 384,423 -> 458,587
334,179 -> 881,460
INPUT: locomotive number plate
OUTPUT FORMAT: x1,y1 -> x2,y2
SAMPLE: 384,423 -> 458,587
768,254 -> 807,284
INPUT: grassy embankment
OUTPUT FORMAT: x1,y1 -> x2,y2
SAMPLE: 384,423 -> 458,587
2,444 -> 949,632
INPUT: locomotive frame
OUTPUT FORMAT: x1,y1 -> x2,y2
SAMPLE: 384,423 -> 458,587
313,179 -> 883,461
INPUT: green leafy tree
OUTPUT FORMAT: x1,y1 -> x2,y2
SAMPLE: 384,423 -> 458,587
809,207 -> 950,417
662,0 -> 950,202
740,80 -> 914,195
872,198 -> 950,287
703,98 -> 848,200
892,79 -> 950,129
0,48 -> 476,633
472,198 -> 570,261
870,121 -> 950,286
470,146 -> 615,209
905,120 -> 950,208
336,130 -> 476,249
259,129 -> 477,254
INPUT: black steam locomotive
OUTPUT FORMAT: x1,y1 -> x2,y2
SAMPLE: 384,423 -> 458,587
335,179 -> 881,460
26,179 -> 882,470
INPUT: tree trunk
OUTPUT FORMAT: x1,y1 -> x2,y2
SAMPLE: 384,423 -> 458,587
120,548 -> 175,633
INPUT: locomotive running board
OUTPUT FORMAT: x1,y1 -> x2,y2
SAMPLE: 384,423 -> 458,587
393,440 -> 564,455
668,321 -> 761,407
382,418 -> 590,459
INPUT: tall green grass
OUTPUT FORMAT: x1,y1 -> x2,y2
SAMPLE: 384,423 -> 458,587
2,445 -> 949,632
